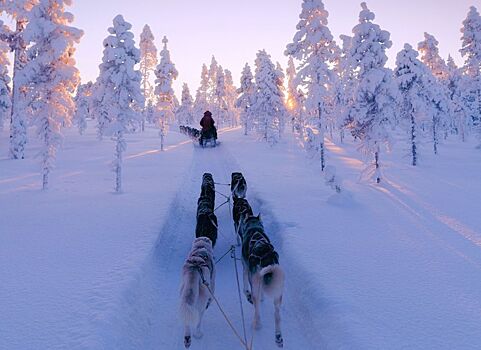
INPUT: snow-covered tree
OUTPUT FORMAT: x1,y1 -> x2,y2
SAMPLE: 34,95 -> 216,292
154,36 -> 178,150
251,50 -> 286,144
286,0 -> 337,171
193,63 -> 209,122
236,63 -> 255,135
418,33 -> 449,80
73,81 -> 93,135
446,56 -> 469,141
0,0 -> 37,159
96,15 -> 143,192
224,69 -> 239,127
20,0 -> 82,189
333,34 -> 355,140
286,56 -> 303,133
460,6 -> 481,138
275,62 -> 287,138
176,83 -> 194,125
0,40 -> 11,131
139,24 -> 157,131
207,56 -> 219,106
212,66 -> 228,127
346,3 -> 398,183
395,44 -> 434,166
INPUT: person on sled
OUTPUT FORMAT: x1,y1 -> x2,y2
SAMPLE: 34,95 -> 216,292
199,110 -> 218,145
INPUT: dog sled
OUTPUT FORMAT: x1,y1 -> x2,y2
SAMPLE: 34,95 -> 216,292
179,125 -> 220,148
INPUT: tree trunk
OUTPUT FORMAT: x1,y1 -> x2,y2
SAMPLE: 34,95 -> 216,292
411,113 -> 417,166
433,115 -> 438,155
375,149 -> 381,184
318,103 -> 325,172
9,19 -> 28,160
114,131 -> 123,193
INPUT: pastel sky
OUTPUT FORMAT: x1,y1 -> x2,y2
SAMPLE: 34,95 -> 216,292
71,0 -> 480,95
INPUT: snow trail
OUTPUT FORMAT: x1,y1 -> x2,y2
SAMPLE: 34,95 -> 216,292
108,128 -> 320,349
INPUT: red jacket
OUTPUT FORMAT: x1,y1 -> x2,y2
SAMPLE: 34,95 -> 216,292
200,115 -> 215,130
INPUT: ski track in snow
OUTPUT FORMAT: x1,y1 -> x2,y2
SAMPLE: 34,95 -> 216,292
106,128 -> 319,350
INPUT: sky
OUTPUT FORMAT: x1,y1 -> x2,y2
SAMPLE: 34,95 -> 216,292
70,0 -> 480,96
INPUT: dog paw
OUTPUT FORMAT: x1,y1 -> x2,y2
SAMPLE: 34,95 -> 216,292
244,291 -> 253,304
193,330 -> 203,339
184,336 -> 191,348
275,333 -> 284,347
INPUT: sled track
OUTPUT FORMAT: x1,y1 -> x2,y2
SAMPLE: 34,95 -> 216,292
109,138 -> 324,349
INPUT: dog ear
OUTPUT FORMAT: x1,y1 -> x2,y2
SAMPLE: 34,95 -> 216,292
257,213 -> 262,222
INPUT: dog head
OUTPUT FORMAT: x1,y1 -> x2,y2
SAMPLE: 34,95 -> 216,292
231,172 -> 247,199
248,235 -> 279,273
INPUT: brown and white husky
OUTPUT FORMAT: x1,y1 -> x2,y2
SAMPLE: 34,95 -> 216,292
179,237 -> 216,348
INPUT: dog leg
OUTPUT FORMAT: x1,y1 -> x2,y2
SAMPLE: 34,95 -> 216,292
274,296 -> 283,347
194,308 -> 204,339
252,278 -> 262,330
184,325 -> 192,348
242,260 -> 253,304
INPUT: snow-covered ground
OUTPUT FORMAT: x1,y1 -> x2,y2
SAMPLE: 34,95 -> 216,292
1,123 -> 481,349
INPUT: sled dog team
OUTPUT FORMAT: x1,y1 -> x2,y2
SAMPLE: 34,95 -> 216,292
180,172 -> 285,348
179,125 -> 201,140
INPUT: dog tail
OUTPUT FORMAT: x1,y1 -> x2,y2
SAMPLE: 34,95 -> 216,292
179,273 -> 200,326
260,264 -> 285,299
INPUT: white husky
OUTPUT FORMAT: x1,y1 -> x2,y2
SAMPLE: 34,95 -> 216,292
179,237 -> 216,348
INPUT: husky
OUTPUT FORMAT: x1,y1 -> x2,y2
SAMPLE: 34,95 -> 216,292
196,173 -> 218,246
231,172 -> 247,199
232,197 -> 253,244
239,214 -> 285,348
180,237 -> 216,348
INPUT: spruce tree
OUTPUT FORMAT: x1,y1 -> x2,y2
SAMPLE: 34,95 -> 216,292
176,83 -> 194,125
21,0 -> 83,189
154,36 -> 178,150
96,15 -> 144,192
236,63 -> 255,135
0,0 -> 37,159
347,3 -> 398,183
139,24 -> 157,131
286,0 -> 337,171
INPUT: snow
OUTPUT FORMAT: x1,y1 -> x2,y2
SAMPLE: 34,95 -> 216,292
1,123 -> 481,349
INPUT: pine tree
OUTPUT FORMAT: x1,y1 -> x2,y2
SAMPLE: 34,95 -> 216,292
0,40 -> 11,131
207,56 -> 219,107
176,83 -> 194,125
395,44 -> 434,166
213,66 -> 228,127
275,62 -> 287,138
418,33 -> 449,80
460,6 -> 481,139
236,63 -> 255,135
347,2 -> 398,183
251,50 -> 286,144
20,0 -> 83,189
286,0 -> 337,171
0,0 -> 37,159
446,56 -> 469,141
286,56 -> 303,134
224,69 -> 239,127
96,15 -> 143,192
139,24 -> 157,131
154,36 -> 178,150
73,81 -> 93,135
193,64 -> 209,122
